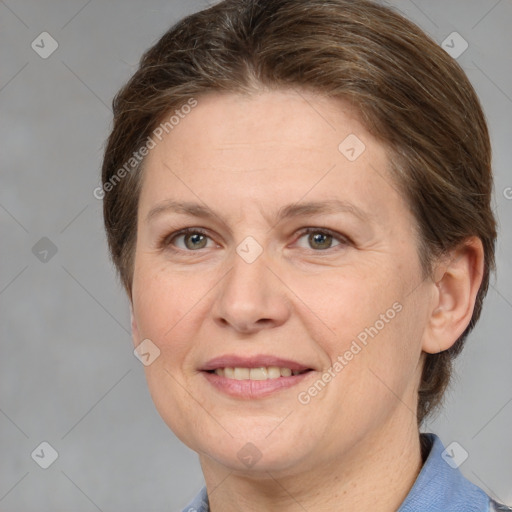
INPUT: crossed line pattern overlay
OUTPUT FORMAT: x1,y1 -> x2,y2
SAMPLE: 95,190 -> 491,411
1,0 -> 511,510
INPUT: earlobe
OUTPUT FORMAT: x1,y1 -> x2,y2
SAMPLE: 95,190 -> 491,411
422,237 -> 484,354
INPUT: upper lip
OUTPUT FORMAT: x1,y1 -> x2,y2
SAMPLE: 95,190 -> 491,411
201,354 -> 313,372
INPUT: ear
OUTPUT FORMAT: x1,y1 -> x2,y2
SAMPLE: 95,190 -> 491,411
130,302 -> 140,348
422,237 -> 485,354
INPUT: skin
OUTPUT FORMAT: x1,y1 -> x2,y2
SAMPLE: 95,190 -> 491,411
130,89 -> 484,511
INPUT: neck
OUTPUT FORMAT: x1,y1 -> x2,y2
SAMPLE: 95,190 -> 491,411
199,413 -> 423,512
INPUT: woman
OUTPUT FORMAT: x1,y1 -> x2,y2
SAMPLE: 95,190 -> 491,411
101,0 -> 509,510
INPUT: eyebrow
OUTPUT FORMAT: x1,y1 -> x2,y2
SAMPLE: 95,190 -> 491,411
146,198 -> 370,225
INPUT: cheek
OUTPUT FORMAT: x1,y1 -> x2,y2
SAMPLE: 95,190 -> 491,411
289,265 -> 403,344
294,266 -> 423,394
340,291 -> 427,415
132,265 -> 192,348
131,262 -> 222,374
131,267 -> 205,437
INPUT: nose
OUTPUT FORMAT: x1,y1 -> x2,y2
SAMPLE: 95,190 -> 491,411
212,249 -> 291,335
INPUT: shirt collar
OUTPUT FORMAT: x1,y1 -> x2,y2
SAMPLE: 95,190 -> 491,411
398,433 -> 488,511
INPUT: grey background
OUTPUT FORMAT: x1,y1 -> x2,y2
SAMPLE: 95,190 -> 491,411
1,0 -> 511,510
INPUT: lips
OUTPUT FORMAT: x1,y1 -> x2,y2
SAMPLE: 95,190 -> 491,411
200,354 -> 314,398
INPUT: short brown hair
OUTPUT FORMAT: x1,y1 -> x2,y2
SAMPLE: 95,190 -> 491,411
101,0 -> 497,424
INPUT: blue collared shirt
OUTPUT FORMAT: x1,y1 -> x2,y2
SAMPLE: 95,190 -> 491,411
182,433 -> 510,512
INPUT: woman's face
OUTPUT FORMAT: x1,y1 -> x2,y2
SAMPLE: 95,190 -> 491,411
131,90 -> 434,474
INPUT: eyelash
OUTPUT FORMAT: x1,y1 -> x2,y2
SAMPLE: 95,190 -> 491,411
159,227 -> 350,253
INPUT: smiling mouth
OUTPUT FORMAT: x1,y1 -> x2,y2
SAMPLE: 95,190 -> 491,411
205,367 -> 312,380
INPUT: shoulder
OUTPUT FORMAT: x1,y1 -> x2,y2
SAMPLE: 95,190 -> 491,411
400,434 -> 508,512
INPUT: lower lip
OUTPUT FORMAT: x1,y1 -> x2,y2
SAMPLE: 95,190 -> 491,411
201,371 -> 313,399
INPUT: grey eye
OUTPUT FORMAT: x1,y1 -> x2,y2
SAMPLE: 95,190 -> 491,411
295,230 -> 343,251
173,231 -> 209,251
307,232 -> 333,250
182,232 -> 208,250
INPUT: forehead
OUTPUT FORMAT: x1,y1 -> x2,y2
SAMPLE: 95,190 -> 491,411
157,90 -> 372,164
138,89 -> 406,229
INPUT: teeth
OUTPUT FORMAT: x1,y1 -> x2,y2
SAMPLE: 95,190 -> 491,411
249,367 -> 268,380
268,366 -> 281,379
211,366 -> 306,380
234,367 -> 250,380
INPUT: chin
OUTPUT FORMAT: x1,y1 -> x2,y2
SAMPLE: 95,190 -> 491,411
178,418 -> 319,475
202,441 -> 310,475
